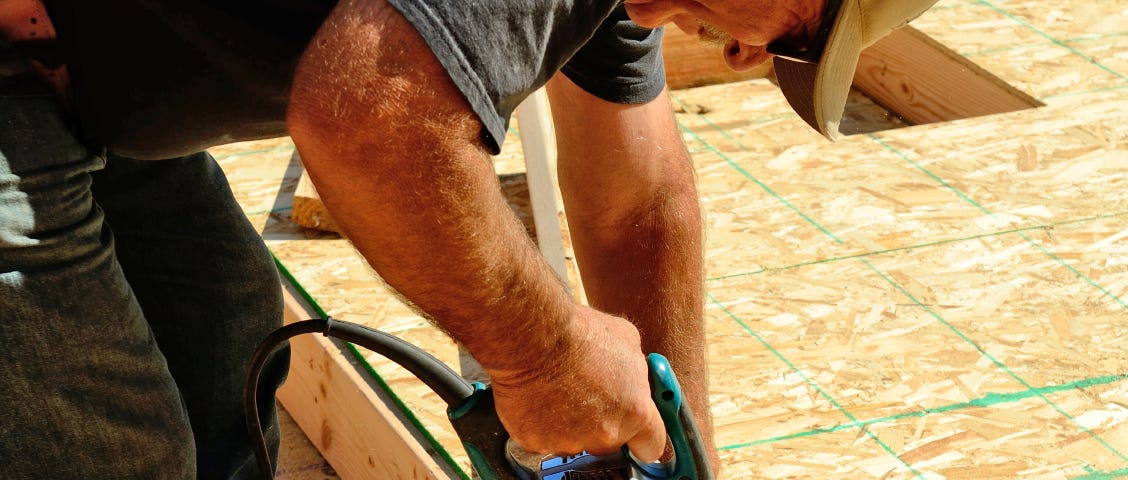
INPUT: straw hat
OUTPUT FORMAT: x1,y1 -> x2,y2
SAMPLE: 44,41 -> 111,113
771,0 -> 939,140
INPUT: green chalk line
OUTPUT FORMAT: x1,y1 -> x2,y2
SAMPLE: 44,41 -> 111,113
707,210 -> 1128,282
677,104 -> 1128,468
1020,232 -> 1128,310
978,0 -> 1128,82
271,256 -> 472,480
964,30 -> 1128,58
1042,84 -> 1128,101
863,258 -> 1128,465
244,205 -> 294,217
868,134 -> 1127,310
867,132 -> 1128,463
721,372 -> 1128,450
708,292 -> 926,478
1078,467 -> 1128,479
676,123 -> 845,245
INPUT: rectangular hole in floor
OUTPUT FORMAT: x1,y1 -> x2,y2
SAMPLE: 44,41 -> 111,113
828,25 -> 1043,136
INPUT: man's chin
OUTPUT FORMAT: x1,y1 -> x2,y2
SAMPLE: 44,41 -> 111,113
622,3 -> 665,28
696,23 -> 731,47
668,16 -> 732,47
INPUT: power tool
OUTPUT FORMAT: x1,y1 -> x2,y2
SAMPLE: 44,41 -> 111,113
244,317 -> 715,480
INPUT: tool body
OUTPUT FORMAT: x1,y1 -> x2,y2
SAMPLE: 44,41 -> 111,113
244,317 -> 713,480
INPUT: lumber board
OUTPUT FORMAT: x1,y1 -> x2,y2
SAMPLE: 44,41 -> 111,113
854,25 -> 1042,125
275,278 -> 461,480
514,88 -> 570,282
291,168 -> 343,234
662,27 -> 773,89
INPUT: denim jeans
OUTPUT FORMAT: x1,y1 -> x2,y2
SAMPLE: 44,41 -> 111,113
0,54 -> 286,478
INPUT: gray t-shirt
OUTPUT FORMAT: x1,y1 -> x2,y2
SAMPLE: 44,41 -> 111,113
387,0 -> 666,153
40,0 -> 665,158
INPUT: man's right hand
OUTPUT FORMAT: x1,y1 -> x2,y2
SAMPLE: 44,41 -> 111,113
487,306 -> 669,463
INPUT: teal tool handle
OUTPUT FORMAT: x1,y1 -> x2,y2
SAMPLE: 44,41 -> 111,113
633,353 -> 715,480
448,354 -> 714,480
448,382 -> 519,480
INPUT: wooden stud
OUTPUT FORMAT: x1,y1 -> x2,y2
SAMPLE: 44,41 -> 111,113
514,88 -> 571,283
854,26 -> 1043,125
291,166 -> 343,234
275,278 -> 461,480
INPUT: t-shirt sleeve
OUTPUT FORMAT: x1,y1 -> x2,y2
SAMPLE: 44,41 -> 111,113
560,6 -> 667,105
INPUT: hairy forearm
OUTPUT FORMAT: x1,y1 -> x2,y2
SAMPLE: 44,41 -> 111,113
548,79 -> 706,363
566,167 -> 708,397
563,145 -> 714,462
316,141 -> 575,371
566,176 -> 703,339
287,0 -> 576,375
547,77 -> 714,460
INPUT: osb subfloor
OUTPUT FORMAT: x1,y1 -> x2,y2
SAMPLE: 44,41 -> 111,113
215,1 -> 1128,478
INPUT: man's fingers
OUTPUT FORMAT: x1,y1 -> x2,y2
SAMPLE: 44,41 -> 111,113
625,405 -> 668,464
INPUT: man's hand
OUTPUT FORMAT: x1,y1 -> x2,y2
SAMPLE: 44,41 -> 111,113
488,306 -> 668,463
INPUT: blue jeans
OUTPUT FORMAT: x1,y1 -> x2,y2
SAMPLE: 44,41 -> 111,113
0,57 -> 286,478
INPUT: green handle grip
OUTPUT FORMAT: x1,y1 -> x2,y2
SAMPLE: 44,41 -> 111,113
448,382 -> 518,480
633,353 -> 715,480
448,355 -> 714,480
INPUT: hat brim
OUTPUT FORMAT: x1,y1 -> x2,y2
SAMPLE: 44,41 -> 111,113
773,0 -> 863,141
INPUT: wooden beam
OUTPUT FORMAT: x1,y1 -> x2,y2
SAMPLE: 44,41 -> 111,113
854,25 -> 1042,125
514,89 -> 570,283
661,27 -> 772,90
291,167 -> 343,234
275,278 -> 461,480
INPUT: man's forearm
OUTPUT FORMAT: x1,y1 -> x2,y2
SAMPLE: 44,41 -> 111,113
546,77 -> 713,452
286,0 -> 577,375
567,189 -> 706,389
547,77 -> 707,365
565,170 -> 704,341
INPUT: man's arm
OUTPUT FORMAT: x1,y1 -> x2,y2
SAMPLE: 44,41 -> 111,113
285,0 -> 666,461
546,75 -> 717,463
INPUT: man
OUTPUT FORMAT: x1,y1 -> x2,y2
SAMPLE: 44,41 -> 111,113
0,0 -> 935,477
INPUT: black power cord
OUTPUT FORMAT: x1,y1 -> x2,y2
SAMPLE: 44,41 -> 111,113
242,317 -> 475,478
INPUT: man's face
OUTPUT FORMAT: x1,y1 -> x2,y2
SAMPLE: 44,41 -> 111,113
623,0 -> 826,71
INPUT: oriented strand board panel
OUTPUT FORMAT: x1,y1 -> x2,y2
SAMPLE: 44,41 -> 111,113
214,1 -> 1128,478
